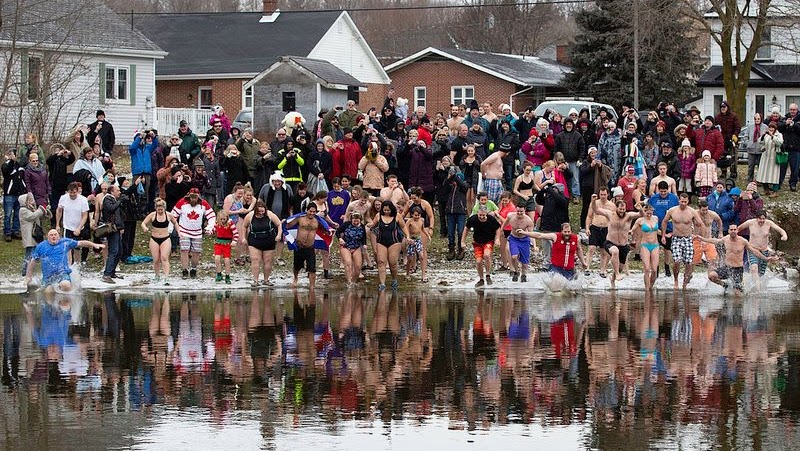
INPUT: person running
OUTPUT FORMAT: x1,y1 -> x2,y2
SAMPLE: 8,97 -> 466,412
495,192 -> 516,271
585,187 -> 613,277
591,196 -> 641,289
24,229 -> 104,293
693,199 -> 723,269
141,198 -> 180,284
241,200 -> 283,287
649,181 -> 679,277
367,200 -> 410,291
286,202 -> 330,288
520,222 -> 587,280
211,210 -> 239,284
172,188 -> 216,279
480,143 -> 510,203
404,206 -> 430,283
336,212 -> 368,286
630,204 -> 660,290
737,210 -> 787,287
697,224 -> 777,293
343,186 -> 376,269
503,201 -> 535,282
462,206 -> 502,287
660,193 -> 704,289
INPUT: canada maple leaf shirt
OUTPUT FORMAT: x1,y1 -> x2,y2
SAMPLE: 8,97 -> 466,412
172,198 -> 216,238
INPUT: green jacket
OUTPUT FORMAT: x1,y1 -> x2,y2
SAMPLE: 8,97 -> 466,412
178,129 -> 202,164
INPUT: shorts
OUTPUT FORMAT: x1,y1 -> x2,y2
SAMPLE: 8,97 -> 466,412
43,271 -> 71,286
180,236 -> 203,253
716,265 -> 743,290
473,242 -> 494,261
484,179 -> 504,203
65,228 -> 89,240
670,236 -> 694,264
214,243 -> 232,258
588,225 -> 608,247
603,241 -> 630,263
407,237 -> 424,256
549,264 -> 576,280
747,248 -> 771,276
692,237 -> 719,265
293,246 -> 316,273
524,196 -> 537,212
508,235 -> 531,265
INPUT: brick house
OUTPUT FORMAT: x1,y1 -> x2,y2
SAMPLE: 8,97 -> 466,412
132,1 -> 389,132
384,47 -> 570,116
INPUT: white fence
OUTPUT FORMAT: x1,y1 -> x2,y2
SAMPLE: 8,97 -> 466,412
153,108 -> 214,137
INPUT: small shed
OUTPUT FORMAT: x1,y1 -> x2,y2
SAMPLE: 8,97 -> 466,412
246,56 -> 366,136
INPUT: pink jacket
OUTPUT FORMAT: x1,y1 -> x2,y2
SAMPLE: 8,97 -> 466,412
694,161 -> 717,187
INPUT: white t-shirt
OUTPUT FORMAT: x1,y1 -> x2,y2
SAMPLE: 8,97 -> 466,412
58,193 -> 90,232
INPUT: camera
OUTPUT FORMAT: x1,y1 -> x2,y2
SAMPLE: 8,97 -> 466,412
448,166 -> 457,176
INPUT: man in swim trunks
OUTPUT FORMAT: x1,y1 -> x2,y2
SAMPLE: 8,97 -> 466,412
286,203 -> 331,288
503,202 -> 535,282
521,222 -> 587,280
462,206 -> 502,287
696,224 -> 777,293
737,209 -> 787,285
480,143 -> 511,203
24,229 -> 104,293
585,187 -> 613,277
591,196 -> 641,289
693,199 -> 722,268
661,193 -> 704,289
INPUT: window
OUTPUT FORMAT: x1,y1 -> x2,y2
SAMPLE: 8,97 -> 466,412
243,85 -> 253,109
713,94 -> 724,115
105,66 -> 128,101
198,87 -> 213,109
282,91 -> 296,112
755,95 -> 765,118
27,56 -> 41,101
451,86 -> 474,106
787,96 -> 800,110
756,26 -> 771,60
414,86 -> 426,108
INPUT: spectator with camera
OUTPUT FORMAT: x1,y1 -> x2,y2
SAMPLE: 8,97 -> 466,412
86,110 -> 115,155
714,100 -> 742,179
129,129 -> 158,212
778,103 -> 800,191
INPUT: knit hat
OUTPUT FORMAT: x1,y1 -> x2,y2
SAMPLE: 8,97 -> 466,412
720,100 -> 729,108
702,150 -> 711,158
498,143 -> 512,152
469,99 -> 479,112
611,186 -> 624,197
626,164 -> 635,173
568,108 -> 579,116
705,115 -> 715,123
537,118 -> 549,127
656,120 -> 666,129
171,166 -> 182,175
681,138 -> 691,148
729,187 -> 741,196
194,160 -> 205,168
499,103 -> 511,113
771,106 -> 781,114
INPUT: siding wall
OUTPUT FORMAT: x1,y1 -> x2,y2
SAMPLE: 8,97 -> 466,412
702,86 -> 800,127
157,78 -> 247,115
308,14 -> 390,85
709,18 -> 800,65
252,64 -> 318,138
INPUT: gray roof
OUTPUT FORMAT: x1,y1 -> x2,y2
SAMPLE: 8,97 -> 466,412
0,0 -> 162,53
286,56 -> 364,87
132,11 -> 341,76
386,47 -> 570,87
698,64 -> 800,87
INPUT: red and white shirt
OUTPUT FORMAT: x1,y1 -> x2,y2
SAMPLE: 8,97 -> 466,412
172,198 -> 216,238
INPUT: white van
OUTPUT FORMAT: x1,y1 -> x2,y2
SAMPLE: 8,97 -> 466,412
533,100 -> 618,122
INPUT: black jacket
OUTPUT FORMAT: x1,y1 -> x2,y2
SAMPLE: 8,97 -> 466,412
555,129 -> 585,162
779,112 -> 800,152
46,151 -> 77,195
102,194 -> 124,230
536,185 -> 569,232
86,120 -> 116,153
2,159 -> 26,196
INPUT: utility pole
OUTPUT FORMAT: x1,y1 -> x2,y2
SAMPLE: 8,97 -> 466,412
633,0 -> 639,110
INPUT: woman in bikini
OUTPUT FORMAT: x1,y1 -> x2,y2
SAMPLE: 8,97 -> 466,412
367,200 -> 410,291
223,183 -> 254,266
240,200 -> 283,287
513,161 -> 537,224
631,203 -> 660,290
141,198 -> 180,284
337,211 -> 368,286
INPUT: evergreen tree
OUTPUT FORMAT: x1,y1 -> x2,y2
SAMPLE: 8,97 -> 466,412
564,0 -> 701,109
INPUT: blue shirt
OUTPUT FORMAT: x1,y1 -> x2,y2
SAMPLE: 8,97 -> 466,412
32,238 -> 78,282
649,192 -> 679,232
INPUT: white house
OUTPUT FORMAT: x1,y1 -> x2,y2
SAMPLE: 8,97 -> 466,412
0,0 -> 166,146
698,5 -> 800,125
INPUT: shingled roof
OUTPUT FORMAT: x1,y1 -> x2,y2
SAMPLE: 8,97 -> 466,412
0,0 -> 163,54
384,47 -> 570,87
698,64 -> 800,87
132,11 -> 341,77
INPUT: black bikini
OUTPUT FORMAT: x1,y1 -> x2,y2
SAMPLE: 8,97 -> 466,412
151,213 -> 170,245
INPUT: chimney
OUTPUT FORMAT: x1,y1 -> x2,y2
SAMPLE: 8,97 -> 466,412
556,45 -> 571,66
260,0 -> 280,22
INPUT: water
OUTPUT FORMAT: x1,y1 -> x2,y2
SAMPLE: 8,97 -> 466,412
1,288 -> 799,451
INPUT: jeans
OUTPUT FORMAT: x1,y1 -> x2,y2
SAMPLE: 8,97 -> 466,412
747,153 -> 761,182
104,232 -> 121,277
568,161 -> 580,196
446,213 -> 466,250
789,151 -> 800,188
3,194 -> 20,236
502,161 -> 515,191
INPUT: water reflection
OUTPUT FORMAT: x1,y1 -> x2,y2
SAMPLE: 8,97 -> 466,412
1,289 -> 800,450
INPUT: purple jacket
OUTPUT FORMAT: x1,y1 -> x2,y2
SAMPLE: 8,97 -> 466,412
23,165 -> 50,208
404,143 -> 435,193
677,151 -> 696,178
734,196 -> 763,224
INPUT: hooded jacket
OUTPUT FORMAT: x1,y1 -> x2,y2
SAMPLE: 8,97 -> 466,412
24,163 -> 50,207
554,124 -> 585,162
129,134 -> 157,176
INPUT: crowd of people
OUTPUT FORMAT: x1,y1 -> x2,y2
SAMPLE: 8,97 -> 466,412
10,97 -> 799,293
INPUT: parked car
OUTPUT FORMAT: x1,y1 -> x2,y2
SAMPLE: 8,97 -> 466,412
232,108 -> 252,132
534,100 -> 618,122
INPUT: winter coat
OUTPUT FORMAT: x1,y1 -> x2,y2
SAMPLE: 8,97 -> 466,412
443,173 -> 468,214
72,157 -> 104,191
734,195 -> 763,224
405,143 -> 435,193
677,149 -> 697,178
521,137 -> 550,167
358,154 -> 389,190
779,112 -> 800,152
129,135 -> 157,176
694,161 -> 718,187
177,128 -> 202,164
466,129 -> 490,159
535,185 -> 569,232
657,152 -> 681,181
221,155 -> 250,195
579,159 -> 610,192
19,194 -> 49,248
86,120 -> 116,154
24,164 -> 50,207
307,148 -> 333,183
276,149 -> 305,183
46,151 -> 76,196
200,154 -> 221,197
598,129 -> 622,181
707,190 -> 735,230
555,128 -> 585,162
331,138 -> 362,180
746,122 -> 768,154
714,111 -> 741,141
209,113 -> 232,134
695,126 -> 725,161
236,137 -> 261,178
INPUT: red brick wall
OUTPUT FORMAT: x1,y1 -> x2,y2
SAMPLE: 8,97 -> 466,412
359,83 -> 389,111
387,61 -> 518,116
156,78 -> 246,114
